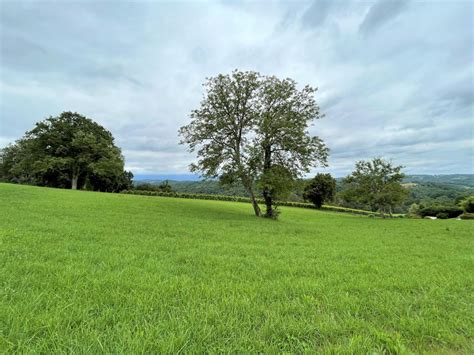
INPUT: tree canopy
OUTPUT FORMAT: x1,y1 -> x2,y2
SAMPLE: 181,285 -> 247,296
341,158 -> 408,217
303,173 -> 336,208
0,111 -> 132,192
179,70 -> 328,218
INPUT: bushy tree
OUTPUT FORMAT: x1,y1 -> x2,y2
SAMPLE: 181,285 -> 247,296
459,195 -> 474,213
341,158 -> 408,218
303,173 -> 336,208
0,111 -> 131,191
407,203 -> 421,217
253,76 -> 328,218
179,70 -> 328,219
179,71 -> 263,216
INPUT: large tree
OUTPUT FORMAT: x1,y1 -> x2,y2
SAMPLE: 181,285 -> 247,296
179,71 -> 262,216
179,70 -> 328,218
254,76 -> 328,217
0,111 -> 131,191
341,158 -> 408,217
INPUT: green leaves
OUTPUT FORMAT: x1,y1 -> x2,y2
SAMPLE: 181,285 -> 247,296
303,173 -> 336,209
0,111 -> 129,191
179,70 -> 328,218
342,158 -> 408,216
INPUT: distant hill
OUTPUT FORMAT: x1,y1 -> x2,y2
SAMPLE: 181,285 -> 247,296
136,174 -> 474,190
134,174 -> 201,182
133,174 -> 474,211
402,174 -> 474,188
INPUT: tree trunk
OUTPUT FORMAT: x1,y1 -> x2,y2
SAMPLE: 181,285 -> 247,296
82,173 -> 89,190
262,144 -> 274,218
263,188 -> 274,218
235,148 -> 261,217
250,194 -> 261,217
71,168 -> 79,190
245,182 -> 261,217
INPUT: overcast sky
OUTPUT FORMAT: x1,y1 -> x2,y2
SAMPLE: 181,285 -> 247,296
1,0 -> 473,177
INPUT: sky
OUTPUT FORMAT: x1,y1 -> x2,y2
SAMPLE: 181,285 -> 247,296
1,0 -> 473,178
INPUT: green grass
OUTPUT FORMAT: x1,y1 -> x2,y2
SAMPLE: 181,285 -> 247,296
0,183 -> 473,353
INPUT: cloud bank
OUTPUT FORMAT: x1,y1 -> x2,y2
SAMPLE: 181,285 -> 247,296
1,0 -> 473,177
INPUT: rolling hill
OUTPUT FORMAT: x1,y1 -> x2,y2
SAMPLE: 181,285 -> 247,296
0,183 -> 472,352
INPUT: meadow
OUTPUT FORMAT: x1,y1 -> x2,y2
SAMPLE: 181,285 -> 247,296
0,183 -> 472,353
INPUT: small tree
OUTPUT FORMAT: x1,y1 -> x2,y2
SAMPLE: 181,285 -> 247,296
408,203 -> 421,217
303,173 -> 336,208
342,158 -> 408,218
158,180 -> 173,193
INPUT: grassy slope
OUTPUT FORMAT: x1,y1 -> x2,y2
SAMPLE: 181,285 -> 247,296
0,183 -> 472,353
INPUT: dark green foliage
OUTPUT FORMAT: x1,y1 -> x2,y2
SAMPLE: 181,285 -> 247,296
419,206 -> 463,218
0,112 -> 130,192
436,212 -> 449,219
403,181 -> 474,210
135,180 -> 173,193
303,173 -> 336,208
460,212 -> 474,220
88,170 -> 134,192
257,164 -> 294,219
459,195 -> 474,213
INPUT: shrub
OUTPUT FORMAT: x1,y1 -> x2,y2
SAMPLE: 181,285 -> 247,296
408,203 -> 421,217
419,206 -> 463,219
460,213 -> 474,220
134,181 -> 173,193
303,173 -> 336,208
436,212 -> 449,219
459,196 -> 474,213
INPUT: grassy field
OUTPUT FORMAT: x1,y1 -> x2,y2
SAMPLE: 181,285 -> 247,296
0,183 -> 473,353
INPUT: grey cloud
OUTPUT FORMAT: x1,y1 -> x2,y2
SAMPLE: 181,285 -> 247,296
439,78 -> 474,110
359,0 -> 409,35
301,0 -> 335,28
0,0 -> 472,177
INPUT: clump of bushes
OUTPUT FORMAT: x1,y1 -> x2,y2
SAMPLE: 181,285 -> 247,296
436,212 -> 449,219
407,203 -> 421,218
419,206 -> 463,219
458,196 -> 474,220
134,181 -> 173,193
459,196 -> 474,213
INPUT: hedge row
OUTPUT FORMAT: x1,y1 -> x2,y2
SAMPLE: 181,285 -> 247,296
120,190 -> 396,217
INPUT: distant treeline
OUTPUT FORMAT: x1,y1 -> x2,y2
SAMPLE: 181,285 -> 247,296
134,175 -> 474,214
